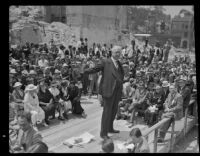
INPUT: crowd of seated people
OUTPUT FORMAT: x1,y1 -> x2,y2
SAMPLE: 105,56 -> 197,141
9,37 -> 196,152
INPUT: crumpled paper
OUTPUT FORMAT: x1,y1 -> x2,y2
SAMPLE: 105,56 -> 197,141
63,132 -> 95,148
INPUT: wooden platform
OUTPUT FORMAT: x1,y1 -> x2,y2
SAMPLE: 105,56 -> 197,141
39,96 -> 196,153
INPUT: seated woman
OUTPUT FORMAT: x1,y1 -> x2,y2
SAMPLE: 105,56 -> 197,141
23,84 -> 47,130
124,128 -> 150,153
128,81 -> 149,128
12,82 -> 24,121
59,80 -> 72,119
49,81 -> 65,120
67,81 -> 87,118
37,78 -> 56,125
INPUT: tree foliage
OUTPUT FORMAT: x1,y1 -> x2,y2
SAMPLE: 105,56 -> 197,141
127,6 -> 170,33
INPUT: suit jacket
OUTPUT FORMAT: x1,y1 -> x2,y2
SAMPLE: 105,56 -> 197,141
15,127 -> 42,152
85,58 -> 124,98
179,86 -> 191,108
164,92 -> 183,120
161,88 -> 170,102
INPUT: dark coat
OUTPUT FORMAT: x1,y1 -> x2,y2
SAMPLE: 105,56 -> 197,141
85,58 -> 124,98
161,88 -> 170,102
179,85 -> 191,108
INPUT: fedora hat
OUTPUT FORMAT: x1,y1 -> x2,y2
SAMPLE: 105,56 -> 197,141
162,81 -> 170,87
38,77 -> 46,83
13,82 -> 22,88
51,81 -> 58,86
25,84 -> 37,91
179,75 -> 187,81
137,80 -> 145,87
22,70 -> 29,75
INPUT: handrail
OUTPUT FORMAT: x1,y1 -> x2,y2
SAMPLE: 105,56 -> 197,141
142,117 -> 173,153
143,118 -> 170,137
184,97 -> 197,136
142,97 -> 197,153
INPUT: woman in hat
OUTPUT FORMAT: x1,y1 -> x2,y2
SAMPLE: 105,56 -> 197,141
23,84 -> 46,130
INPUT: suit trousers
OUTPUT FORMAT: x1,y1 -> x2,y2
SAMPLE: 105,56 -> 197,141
159,116 -> 174,139
100,86 -> 121,137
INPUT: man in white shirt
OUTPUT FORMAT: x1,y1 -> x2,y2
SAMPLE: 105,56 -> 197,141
38,52 -> 49,68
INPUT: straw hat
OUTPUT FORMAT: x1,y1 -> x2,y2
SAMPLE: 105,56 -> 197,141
10,69 -> 17,74
62,63 -> 68,67
13,82 -> 22,88
54,69 -> 61,74
29,70 -> 36,75
162,81 -> 170,87
25,84 -> 37,91
155,85 -> 161,90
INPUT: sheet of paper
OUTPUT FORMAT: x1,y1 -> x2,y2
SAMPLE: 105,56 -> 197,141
63,132 -> 95,146
116,142 -> 126,150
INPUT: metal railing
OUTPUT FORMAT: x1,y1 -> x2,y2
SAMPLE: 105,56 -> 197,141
141,96 -> 197,153
183,97 -> 197,136
142,117 -> 174,153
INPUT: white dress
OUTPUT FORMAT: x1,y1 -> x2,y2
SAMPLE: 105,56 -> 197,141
23,92 -> 45,125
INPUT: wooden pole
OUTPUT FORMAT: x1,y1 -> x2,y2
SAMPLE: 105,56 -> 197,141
153,129 -> 158,153
184,108 -> 188,136
169,119 -> 175,152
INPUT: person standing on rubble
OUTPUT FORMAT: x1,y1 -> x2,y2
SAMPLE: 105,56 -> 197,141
84,46 -> 124,139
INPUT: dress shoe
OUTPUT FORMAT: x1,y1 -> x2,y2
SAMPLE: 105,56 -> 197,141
108,129 -> 120,133
128,124 -> 134,128
45,119 -> 50,125
157,138 -> 164,143
58,116 -> 65,120
100,135 -> 110,139
116,116 -> 121,120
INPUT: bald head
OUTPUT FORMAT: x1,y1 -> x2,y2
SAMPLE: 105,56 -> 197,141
111,45 -> 122,60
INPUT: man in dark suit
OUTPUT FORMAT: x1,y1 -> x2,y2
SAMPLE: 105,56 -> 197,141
161,81 -> 170,102
84,46 -> 124,139
178,76 -> 191,114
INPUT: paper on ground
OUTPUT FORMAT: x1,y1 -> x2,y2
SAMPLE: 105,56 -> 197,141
63,132 -> 95,146
116,142 -> 135,150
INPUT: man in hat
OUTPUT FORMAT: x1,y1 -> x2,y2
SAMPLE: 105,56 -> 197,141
178,76 -> 191,115
84,45 -> 124,139
157,84 -> 183,143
